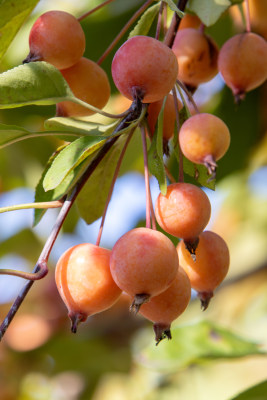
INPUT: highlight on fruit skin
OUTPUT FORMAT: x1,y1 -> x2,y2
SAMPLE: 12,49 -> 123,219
177,231 -> 230,310
139,267 -> 191,344
111,35 -> 178,103
218,32 -> 267,102
155,182 -> 211,242
179,113 -> 230,178
110,227 -> 179,313
172,28 -> 219,89
55,243 -> 122,333
24,10 -> 86,69
56,57 -> 111,117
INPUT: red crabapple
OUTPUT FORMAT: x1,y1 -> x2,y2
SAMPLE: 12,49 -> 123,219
56,57 -> 111,117
24,10 -> 85,69
55,243 -> 122,332
111,36 -> 178,103
139,267 -> 191,344
110,227 -> 179,312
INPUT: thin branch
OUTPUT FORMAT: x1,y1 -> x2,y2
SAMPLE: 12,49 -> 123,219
164,0 -> 189,47
0,97 -> 144,341
78,0 -> 115,22
155,1 -> 164,40
97,0 -> 154,65
0,263 -> 48,281
0,200 -> 63,214
164,164 -> 176,184
140,124 -> 152,229
176,79 -> 200,114
172,87 -> 184,183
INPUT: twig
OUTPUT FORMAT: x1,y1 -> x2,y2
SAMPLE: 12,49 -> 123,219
164,0 -> 189,47
172,87 -> 184,183
140,124 -> 152,229
176,79 -> 200,114
155,1 -> 164,40
78,0 -> 116,22
0,200 -> 63,214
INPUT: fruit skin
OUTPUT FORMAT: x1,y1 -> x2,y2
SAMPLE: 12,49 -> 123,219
172,28 -> 219,87
111,36 -> 178,103
179,113 -> 230,165
26,10 -> 85,69
177,231 -> 230,308
147,94 -> 182,141
155,182 -> 211,241
218,32 -> 267,99
110,228 -> 179,301
56,57 -> 111,117
55,243 -> 122,332
179,14 -> 201,30
139,267 -> 191,344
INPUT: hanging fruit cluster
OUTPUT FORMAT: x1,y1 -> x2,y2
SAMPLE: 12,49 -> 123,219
0,0 -> 266,345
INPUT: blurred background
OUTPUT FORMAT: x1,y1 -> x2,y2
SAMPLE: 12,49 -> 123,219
0,0 -> 267,399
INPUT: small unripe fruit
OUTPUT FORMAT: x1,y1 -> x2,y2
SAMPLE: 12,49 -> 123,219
24,10 -> 85,69
56,57 -> 111,117
177,231 -> 230,309
139,267 -> 191,344
55,243 -> 122,332
172,28 -> 219,88
112,36 -> 178,103
110,227 -> 179,311
179,113 -> 230,177
218,32 -> 267,101
155,182 -> 211,241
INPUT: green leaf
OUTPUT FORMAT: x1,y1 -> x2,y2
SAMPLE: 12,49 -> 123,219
230,380 -> 267,400
76,135 -> 127,225
128,3 -> 161,38
34,147 -> 92,226
148,98 -> 167,195
163,0 -> 184,18
0,61 -> 73,109
134,320 -> 264,372
187,0 -> 234,26
0,0 -> 39,61
43,136 -> 107,191
0,122 -> 80,148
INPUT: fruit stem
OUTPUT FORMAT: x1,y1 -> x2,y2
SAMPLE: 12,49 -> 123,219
0,261 -> 48,281
95,126 -> 135,246
0,200 -> 63,214
0,100 -> 144,342
77,0 -> 116,22
244,0 -> 251,32
141,124 -> 152,229
164,165 -> 176,184
164,0 -> 190,47
130,293 -> 150,314
97,0 -> 154,65
172,87 -> 184,183
155,1 -> 165,40
176,79 -> 200,114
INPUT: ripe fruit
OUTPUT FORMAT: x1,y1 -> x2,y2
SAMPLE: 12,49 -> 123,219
24,10 -> 86,69
147,94 -> 182,141
218,32 -> 267,101
56,57 -> 111,117
111,36 -> 178,103
155,182 -> 211,242
179,14 -> 202,30
139,267 -> 191,344
172,28 -> 219,88
179,113 -> 230,176
55,243 -> 122,332
177,231 -> 230,309
110,227 -> 179,311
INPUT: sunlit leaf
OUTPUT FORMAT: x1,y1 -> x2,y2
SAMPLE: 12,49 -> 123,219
230,380 -> 267,400
128,3 -> 161,38
162,0 -> 184,18
186,0 -> 240,26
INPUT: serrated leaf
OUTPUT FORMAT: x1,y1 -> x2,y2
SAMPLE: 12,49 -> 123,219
187,0 -> 232,26
128,3 -> 161,38
76,136 -> 127,225
0,61 -> 73,109
0,122 -> 80,148
163,0 -> 184,18
0,0 -> 39,61
148,98 -> 167,194
34,148 -> 92,226
134,320 -> 264,372
43,136 -> 107,191
230,380 -> 267,400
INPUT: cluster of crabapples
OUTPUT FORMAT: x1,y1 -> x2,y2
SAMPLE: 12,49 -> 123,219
24,9 -> 267,343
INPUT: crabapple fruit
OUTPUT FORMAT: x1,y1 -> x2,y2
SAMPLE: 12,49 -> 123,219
179,113 -> 230,177
111,35 -> 178,103
155,182 -> 211,242
56,57 -> 111,117
177,231 -> 230,309
179,14 -> 202,30
55,243 -> 122,332
24,10 -> 85,69
139,267 -> 191,344
218,32 -> 267,101
172,28 -> 219,88
110,227 -> 179,312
